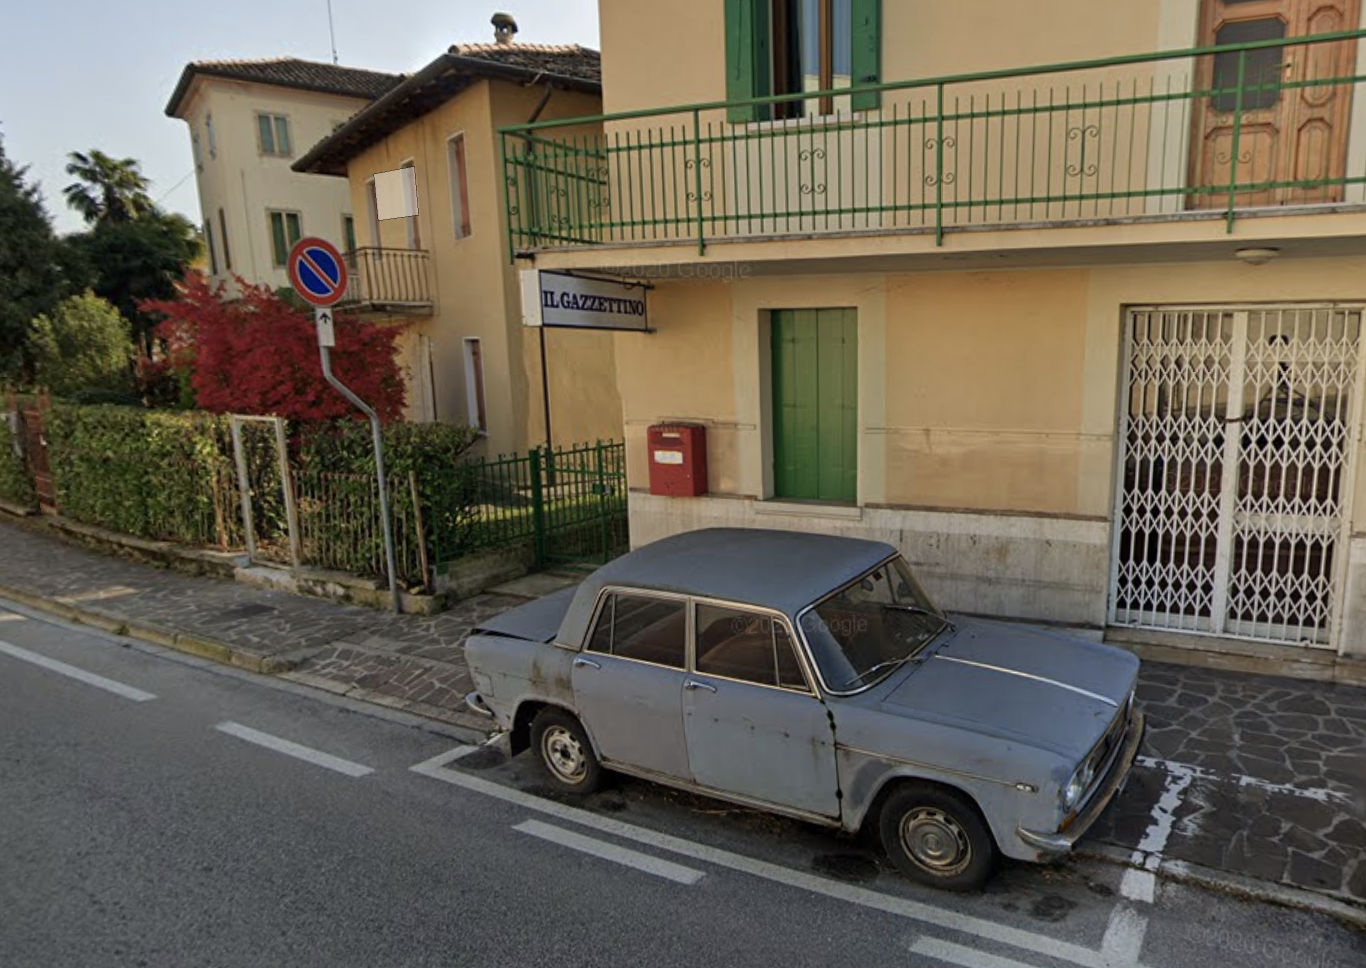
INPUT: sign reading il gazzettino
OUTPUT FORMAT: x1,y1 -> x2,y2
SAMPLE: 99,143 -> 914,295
520,269 -> 650,332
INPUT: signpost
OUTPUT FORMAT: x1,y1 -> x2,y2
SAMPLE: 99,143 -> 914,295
287,237 -> 401,613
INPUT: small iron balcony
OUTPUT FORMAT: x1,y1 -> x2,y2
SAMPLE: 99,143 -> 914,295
338,247 -> 434,315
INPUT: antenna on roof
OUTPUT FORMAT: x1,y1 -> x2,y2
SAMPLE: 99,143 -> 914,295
326,0 -> 339,64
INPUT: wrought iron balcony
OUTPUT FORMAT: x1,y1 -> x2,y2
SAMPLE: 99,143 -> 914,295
337,247 -> 434,314
501,29 -> 1366,256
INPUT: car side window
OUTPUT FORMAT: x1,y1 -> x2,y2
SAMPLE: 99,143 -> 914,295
586,593 -> 686,670
694,604 -> 808,691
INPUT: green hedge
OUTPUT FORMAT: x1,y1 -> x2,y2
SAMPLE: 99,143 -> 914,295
0,416 -> 37,511
46,404 -> 241,547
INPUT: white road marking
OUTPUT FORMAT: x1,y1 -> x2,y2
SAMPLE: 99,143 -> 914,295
0,639 -> 156,702
1131,766 -> 1194,864
1099,907 -> 1149,964
515,819 -> 705,885
410,745 -> 481,772
214,722 -> 374,777
412,748 -> 1151,968
1137,756 -> 1350,806
909,936 -> 1042,968
1118,869 -> 1156,904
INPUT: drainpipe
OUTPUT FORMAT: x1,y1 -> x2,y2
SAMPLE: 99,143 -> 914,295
522,75 -> 557,462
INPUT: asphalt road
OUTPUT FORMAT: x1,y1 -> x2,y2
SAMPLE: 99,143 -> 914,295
2,598 -> 1362,968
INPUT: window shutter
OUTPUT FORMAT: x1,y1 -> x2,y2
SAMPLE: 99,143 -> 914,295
725,0 -> 771,123
851,0 -> 881,112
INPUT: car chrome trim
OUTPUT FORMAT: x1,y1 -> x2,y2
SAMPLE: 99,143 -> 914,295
1016,709 -> 1146,856
602,760 -> 844,827
834,743 -> 1029,792
464,691 -> 494,719
932,655 -> 1120,708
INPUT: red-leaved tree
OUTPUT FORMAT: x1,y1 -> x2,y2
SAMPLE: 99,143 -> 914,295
141,273 -> 406,421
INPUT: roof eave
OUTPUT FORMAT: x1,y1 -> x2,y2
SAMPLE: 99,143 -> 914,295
292,52 -> 601,176
165,64 -> 394,119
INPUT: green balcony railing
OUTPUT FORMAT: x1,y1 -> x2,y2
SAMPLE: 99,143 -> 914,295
501,29 -> 1366,256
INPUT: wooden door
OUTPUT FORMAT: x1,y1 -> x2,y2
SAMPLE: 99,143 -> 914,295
1189,0 -> 1360,209
771,308 -> 858,504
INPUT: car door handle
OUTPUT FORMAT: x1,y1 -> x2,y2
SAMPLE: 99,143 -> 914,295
573,657 -> 602,670
683,679 -> 716,693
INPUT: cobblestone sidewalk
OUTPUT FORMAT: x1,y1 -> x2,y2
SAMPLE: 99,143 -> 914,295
1,517 -> 1362,910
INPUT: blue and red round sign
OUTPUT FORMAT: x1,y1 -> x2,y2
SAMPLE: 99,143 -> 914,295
287,237 -> 349,308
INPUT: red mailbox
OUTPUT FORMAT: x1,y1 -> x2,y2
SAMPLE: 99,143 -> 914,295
648,423 -> 708,497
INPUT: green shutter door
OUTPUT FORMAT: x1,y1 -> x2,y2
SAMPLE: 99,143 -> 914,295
772,308 -> 858,503
850,0 -> 882,111
725,0 -> 771,123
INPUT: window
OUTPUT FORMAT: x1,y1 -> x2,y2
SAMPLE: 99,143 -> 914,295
725,0 -> 880,121
217,207 -> 232,270
206,114 -> 217,159
448,133 -> 471,238
1212,18 -> 1286,112
463,338 -> 487,432
365,178 -> 380,248
587,593 -> 687,669
192,131 -> 203,171
204,220 -> 218,275
268,210 -> 302,266
256,113 -> 292,156
696,604 -> 808,690
342,214 -> 357,255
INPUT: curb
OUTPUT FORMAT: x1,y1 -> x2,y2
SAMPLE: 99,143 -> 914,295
1078,843 -> 1366,931
0,581 -> 295,675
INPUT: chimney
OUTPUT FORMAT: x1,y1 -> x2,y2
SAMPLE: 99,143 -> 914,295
492,12 -> 518,45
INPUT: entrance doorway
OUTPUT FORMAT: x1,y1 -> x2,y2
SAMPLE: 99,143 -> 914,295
1112,305 -> 1363,647
1188,0 -> 1361,209
771,308 -> 858,503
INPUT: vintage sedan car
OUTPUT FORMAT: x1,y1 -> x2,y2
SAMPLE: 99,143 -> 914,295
464,528 -> 1144,890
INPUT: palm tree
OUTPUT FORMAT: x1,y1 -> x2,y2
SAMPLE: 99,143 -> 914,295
63,150 -> 154,225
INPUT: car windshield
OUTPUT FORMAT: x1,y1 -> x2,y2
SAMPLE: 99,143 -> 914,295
798,557 -> 951,693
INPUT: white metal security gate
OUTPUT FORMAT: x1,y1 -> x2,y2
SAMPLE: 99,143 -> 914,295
1111,305 -> 1365,648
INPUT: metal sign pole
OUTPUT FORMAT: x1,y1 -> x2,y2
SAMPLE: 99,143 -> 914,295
318,340 -> 401,614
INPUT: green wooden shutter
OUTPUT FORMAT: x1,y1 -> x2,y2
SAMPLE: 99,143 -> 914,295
772,309 -> 858,503
725,0 -> 771,123
851,0 -> 881,112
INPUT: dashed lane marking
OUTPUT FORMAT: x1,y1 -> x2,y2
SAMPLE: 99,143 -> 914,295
0,639 -> 157,702
214,722 -> 374,777
412,747 -> 1151,968
515,819 -> 706,885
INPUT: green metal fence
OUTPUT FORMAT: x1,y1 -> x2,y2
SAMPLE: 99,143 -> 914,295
502,29 -> 1366,254
430,440 -> 629,569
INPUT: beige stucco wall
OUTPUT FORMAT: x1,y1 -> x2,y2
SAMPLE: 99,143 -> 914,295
344,80 -> 622,451
176,78 -> 367,290
615,254 -> 1366,654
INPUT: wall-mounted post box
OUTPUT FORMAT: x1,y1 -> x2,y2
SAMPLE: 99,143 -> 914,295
647,423 -> 708,497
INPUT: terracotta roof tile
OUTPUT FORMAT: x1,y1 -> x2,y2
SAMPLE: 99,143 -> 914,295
449,42 -> 601,84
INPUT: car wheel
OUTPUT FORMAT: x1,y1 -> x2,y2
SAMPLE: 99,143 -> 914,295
879,784 -> 996,891
530,708 -> 603,794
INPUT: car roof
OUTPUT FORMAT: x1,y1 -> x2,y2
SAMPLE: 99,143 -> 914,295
557,527 -> 897,646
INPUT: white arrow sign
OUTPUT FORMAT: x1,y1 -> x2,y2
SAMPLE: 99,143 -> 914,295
315,307 -> 336,347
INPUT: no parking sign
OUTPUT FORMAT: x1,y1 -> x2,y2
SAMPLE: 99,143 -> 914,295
287,237 -> 349,347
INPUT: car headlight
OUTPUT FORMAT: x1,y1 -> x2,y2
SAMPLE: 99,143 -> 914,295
1062,760 -> 1095,810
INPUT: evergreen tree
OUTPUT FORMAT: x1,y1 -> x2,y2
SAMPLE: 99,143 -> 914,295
0,134 -> 68,379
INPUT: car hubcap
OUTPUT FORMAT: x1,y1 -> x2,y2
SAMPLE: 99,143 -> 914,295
542,726 -> 587,784
900,807 -> 971,876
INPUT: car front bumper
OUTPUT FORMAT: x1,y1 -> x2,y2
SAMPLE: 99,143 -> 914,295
1016,708 -> 1146,858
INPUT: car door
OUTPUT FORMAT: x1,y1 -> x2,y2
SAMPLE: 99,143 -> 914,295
570,590 -> 690,780
683,602 -> 840,818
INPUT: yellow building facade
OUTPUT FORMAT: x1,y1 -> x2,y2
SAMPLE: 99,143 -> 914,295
296,41 -> 623,453
506,0 -> 1366,674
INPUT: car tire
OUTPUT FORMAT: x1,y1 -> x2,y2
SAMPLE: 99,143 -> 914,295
530,707 -> 603,795
879,784 -> 997,891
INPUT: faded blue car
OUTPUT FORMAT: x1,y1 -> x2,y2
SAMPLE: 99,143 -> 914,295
464,528 -> 1144,890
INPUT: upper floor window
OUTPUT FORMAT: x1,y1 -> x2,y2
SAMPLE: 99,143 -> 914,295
206,115 -> 217,159
725,0 -> 880,122
204,220 -> 218,275
268,210 -> 302,266
191,131 -> 203,171
256,112 -> 293,157
448,133 -> 472,239
342,214 -> 357,255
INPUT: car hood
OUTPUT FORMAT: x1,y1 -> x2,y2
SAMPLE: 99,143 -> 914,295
879,617 -> 1139,759
473,585 -> 578,644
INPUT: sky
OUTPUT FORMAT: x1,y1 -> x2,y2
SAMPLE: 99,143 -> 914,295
0,0 -> 600,236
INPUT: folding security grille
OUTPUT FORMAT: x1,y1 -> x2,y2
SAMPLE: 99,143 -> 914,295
1112,306 -> 1364,647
